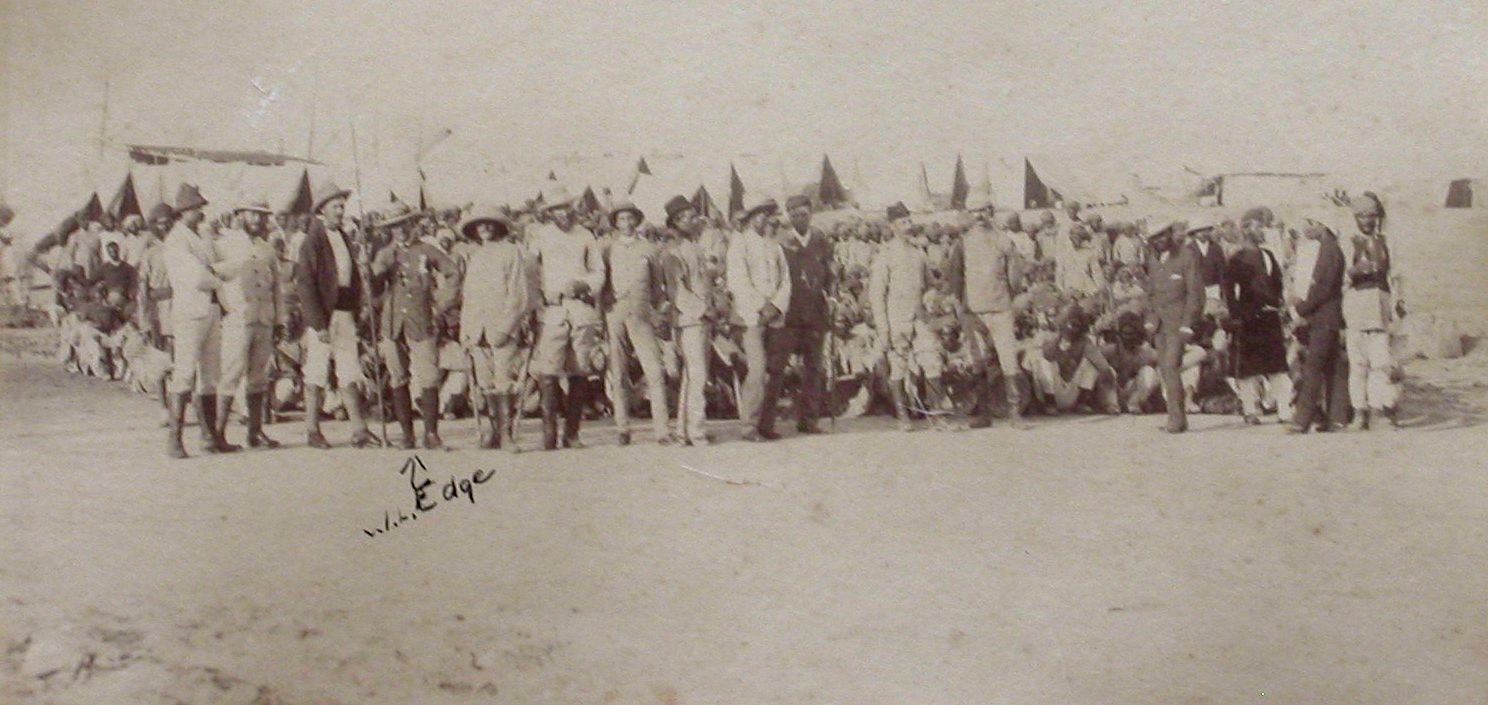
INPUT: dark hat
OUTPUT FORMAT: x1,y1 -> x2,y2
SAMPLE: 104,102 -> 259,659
663,195 -> 695,227
459,204 -> 511,240
147,202 -> 175,221
785,194 -> 812,212
885,202 -> 911,222
174,183 -> 208,212
311,180 -> 351,213
608,201 -> 645,227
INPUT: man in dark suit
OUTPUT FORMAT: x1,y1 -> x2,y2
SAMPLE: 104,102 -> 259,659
764,194 -> 835,435
1287,219 -> 1349,433
1143,221 -> 1205,433
295,181 -> 381,449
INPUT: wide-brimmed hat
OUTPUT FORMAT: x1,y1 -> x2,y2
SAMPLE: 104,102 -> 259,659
459,205 -> 511,240
608,201 -> 645,227
146,202 -> 175,222
739,196 -> 779,224
784,194 -> 812,212
311,180 -> 351,213
885,202 -> 911,222
663,195 -> 695,227
174,183 -> 208,212
1185,213 -> 1219,235
1143,220 -> 1180,240
379,204 -> 418,228
232,199 -> 274,215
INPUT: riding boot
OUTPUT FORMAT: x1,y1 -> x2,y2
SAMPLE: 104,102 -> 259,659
499,393 -> 520,453
166,391 -> 190,459
214,393 -> 235,449
1005,374 -> 1031,429
391,385 -> 416,450
482,393 -> 502,449
419,387 -> 443,450
889,380 -> 913,432
346,384 -> 383,448
304,385 -> 331,449
245,392 -> 280,448
562,376 -> 587,449
197,394 -> 241,454
968,373 -> 994,429
539,377 -> 561,451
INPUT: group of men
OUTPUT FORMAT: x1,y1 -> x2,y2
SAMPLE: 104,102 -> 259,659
22,171 -> 1404,459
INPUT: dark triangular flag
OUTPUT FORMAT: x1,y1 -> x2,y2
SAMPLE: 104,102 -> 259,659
547,170 -> 557,181
1023,158 -> 1061,210
950,155 -> 970,210
636,157 -> 651,176
818,155 -> 846,207
78,192 -> 104,222
728,163 -> 745,222
579,186 -> 603,214
389,190 -> 403,205
692,185 -> 719,220
107,173 -> 142,220
282,168 -> 313,215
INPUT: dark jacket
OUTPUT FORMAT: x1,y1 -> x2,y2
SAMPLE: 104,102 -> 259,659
1145,245 -> 1204,336
1190,239 -> 1226,287
1296,233 -> 1344,331
372,240 -> 458,343
778,227 -> 834,329
295,218 -> 365,332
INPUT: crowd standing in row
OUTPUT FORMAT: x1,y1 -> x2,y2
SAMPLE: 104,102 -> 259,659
12,176 -> 1406,459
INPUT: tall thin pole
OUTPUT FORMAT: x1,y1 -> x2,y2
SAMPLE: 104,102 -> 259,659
98,79 -> 110,161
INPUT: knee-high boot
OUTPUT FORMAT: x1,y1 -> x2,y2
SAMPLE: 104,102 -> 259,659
419,387 -> 443,450
197,394 -> 240,454
390,385 -> 416,449
562,376 -> 587,449
539,377 -> 561,451
166,391 -> 190,459
889,379 -> 913,432
245,391 -> 279,448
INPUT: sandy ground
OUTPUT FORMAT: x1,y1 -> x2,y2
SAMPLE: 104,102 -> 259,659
2,338 -> 1487,705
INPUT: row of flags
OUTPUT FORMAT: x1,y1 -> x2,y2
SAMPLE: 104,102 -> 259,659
73,152 -> 1022,226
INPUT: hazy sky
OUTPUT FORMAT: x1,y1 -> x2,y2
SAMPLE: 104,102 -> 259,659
3,0 -> 1486,232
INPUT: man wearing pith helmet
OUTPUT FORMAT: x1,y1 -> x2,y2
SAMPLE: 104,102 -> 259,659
527,184 -> 606,450
213,198 -> 282,450
726,195 -> 791,442
459,205 -> 530,452
603,201 -> 674,446
162,183 -> 238,458
372,204 -> 459,450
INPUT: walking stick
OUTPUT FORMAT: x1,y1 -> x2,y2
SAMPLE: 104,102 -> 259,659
508,316 -> 539,441
466,346 -> 487,446
349,120 -> 389,443
825,326 -> 837,431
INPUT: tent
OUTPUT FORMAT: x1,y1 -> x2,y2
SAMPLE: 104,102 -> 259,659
1445,178 -> 1480,208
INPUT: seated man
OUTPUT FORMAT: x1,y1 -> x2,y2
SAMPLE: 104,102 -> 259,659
1027,307 -> 1118,414
1100,311 -> 1161,413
